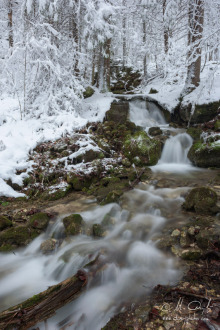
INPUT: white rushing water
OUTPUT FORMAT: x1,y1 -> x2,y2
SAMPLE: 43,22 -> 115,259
0,185 -> 184,330
129,99 -> 167,130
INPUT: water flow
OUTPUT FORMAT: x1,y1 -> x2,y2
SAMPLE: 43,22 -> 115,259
160,133 -> 193,164
0,184 -> 184,330
129,99 -> 167,129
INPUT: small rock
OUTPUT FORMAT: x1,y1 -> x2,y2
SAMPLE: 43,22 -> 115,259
171,229 -> 181,237
188,226 -> 196,236
181,248 -> 202,260
148,127 -> 162,136
40,238 -> 57,254
92,224 -> 104,237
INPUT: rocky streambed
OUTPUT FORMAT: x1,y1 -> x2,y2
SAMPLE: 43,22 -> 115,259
0,98 -> 219,330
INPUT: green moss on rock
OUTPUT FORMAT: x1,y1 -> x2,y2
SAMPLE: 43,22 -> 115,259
29,212 -> 50,229
0,226 -> 39,249
63,214 -> 85,235
188,141 -> 220,168
186,127 -> 202,141
105,101 -> 129,124
181,248 -> 202,260
83,86 -> 95,98
92,224 -> 104,237
183,187 -> 218,214
123,131 -> 161,166
0,215 -> 12,231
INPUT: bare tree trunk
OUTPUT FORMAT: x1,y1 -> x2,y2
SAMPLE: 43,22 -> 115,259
163,0 -> 168,54
122,0 -> 126,67
184,0 -> 204,94
104,38 -> 111,91
143,20 -> 147,77
8,0 -> 13,48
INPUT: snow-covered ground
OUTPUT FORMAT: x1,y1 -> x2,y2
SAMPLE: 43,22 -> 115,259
143,62 -> 220,111
0,92 -> 113,197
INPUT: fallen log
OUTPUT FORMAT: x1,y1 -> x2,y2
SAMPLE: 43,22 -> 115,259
0,269 -> 87,330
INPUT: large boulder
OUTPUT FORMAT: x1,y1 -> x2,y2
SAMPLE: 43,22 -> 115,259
182,187 -> 218,215
105,101 -> 129,124
188,141 -> 220,168
123,131 -> 161,166
179,101 -> 220,124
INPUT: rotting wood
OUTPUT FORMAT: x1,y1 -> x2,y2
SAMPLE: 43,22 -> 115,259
0,255 -> 102,330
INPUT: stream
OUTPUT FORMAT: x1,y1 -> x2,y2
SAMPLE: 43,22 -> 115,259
0,99 -> 213,329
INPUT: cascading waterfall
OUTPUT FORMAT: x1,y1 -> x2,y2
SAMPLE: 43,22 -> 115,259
129,99 -> 167,129
159,133 -> 193,164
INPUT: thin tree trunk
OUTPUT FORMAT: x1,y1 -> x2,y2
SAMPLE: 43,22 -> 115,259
104,38 -> 111,91
184,0 -> 204,94
122,0 -> 126,67
143,20 -> 147,77
8,0 -> 13,48
163,0 -> 168,54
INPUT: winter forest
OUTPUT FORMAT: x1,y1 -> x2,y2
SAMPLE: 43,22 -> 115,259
0,0 -> 220,329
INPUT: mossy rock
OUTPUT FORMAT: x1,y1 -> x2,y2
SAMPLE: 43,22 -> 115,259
183,187 -> 218,215
186,127 -> 202,141
83,86 -> 95,98
67,173 -> 93,191
63,214 -> 85,235
105,101 -> 129,124
180,101 -> 220,124
188,141 -> 220,168
47,186 -> 71,201
149,88 -> 158,94
29,212 -> 50,229
101,190 -> 123,205
148,127 -> 162,136
0,215 -> 12,231
123,131 -> 161,166
92,224 -> 104,237
0,226 -> 39,249
181,248 -> 202,260
75,149 -> 104,163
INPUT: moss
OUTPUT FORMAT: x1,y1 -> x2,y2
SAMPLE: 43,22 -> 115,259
188,141 -> 220,168
67,173 -> 92,191
123,131 -> 161,166
181,249 -> 202,260
101,190 -> 123,205
186,127 -> 203,141
183,187 -> 218,214
29,212 -> 50,229
0,215 -> 12,231
83,86 -> 95,98
149,88 -> 158,94
63,214 -> 85,235
22,294 -> 42,308
193,101 -> 220,123
214,120 -> 220,131
92,224 -> 104,237
46,185 -> 71,201
0,226 -> 39,248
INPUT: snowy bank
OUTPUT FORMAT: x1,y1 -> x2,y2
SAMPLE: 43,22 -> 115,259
0,92 -> 113,197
